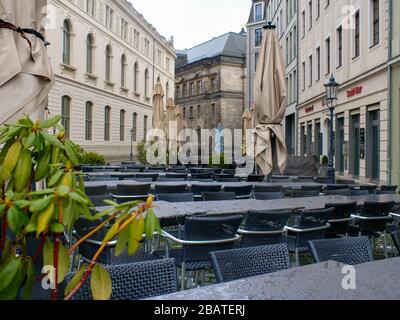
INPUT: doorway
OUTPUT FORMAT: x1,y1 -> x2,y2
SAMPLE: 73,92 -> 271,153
350,114 -> 360,178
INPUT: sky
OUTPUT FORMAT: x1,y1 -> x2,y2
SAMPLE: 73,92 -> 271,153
129,0 -> 251,50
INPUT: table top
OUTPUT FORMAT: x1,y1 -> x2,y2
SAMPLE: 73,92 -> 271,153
147,258 -> 400,300
96,194 -> 400,220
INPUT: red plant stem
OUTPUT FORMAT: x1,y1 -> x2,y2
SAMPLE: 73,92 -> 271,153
51,199 -> 64,301
0,214 -> 8,252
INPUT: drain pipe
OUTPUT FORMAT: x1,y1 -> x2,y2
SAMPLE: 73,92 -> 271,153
388,0 -> 393,185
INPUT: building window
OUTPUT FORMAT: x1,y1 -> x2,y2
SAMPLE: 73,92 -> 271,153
166,82 -> 170,99
316,0 -> 320,19
105,5 -> 114,30
132,113 -> 137,142
189,106 -> 194,119
61,96 -> 71,139
308,1 -> 312,30
104,106 -> 111,141
302,61 -> 306,91
190,82 -> 195,96
143,115 -> 148,140
86,34 -> 94,74
316,47 -> 321,81
166,57 -> 170,72
105,45 -> 112,82
197,105 -> 201,117
325,37 -> 331,75
144,69 -> 149,97
308,55 -> 313,86
354,11 -> 360,58
86,0 -> 95,16
121,54 -> 127,88
62,20 -> 72,65
255,28 -> 263,47
254,3 -> 264,22
254,53 -> 259,72
183,84 -> 187,97
337,26 -> 343,68
210,78 -> 216,92
302,11 -> 306,37
120,18 -> 128,40
120,109 -> 125,141
85,101 -> 93,141
197,80 -> 202,94
133,62 -> 139,93
371,0 -> 380,47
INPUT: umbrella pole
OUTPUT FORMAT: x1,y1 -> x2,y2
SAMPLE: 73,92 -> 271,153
271,132 -> 279,176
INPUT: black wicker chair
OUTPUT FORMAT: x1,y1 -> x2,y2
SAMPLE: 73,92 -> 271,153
314,177 -> 334,184
326,184 -> 349,191
247,175 -> 265,182
324,202 -> 357,237
132,178 -> 154,183
157,177 -> 187,182
160,215 -> 243,289
294,176 -> 315,182
115,184 -> 151,196
380,185 -> 398,192
210,244 -> 291,283
285,207 -> 334,266
391,231 -> 400,255
254,185 -> 282,193
351,201 -> 395,258
253,192 -> 284,200
64,259 -> 177,300
336,179 -> 355,185
165,173 -> 189,180
308,236 -> 373,265
324,189 -> 352,196
350,189 -> 370,196
214,174 -> 235,181
202,192 -> 236,201
301,185 -> 323,192
156,193 -> 194,203
89,194 -> 114,207
135,173 -> 159,181
190,173 -> 214,180
291,190 -> 320,198
90,176 -> 119,182
217,177 -> 241,183
224,185 -> 254,199
359,185 -> 377,194
85,185 -> 108,196
191,184 -> 222,200
239,210 -> 293,247
154,184 -> 187,195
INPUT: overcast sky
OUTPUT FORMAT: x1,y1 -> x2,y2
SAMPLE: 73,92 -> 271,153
129,0 -> 251,50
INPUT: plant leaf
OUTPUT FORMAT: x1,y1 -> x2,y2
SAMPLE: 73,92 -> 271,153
0,258 -> 22,293
36,203 -> 55,237
29,195 -> 54,212
39,115 -> 61,130
65,140 -> 79,164
145,209 -> 157,240
91,264 -> 112,300
22,258 -> 35,300
42,240 -> 70,284
69,192 -> 89,205
7,206 -> 22,234
41,132 -> 64,149
115,226 -> 129,256
64,263 -> 86,297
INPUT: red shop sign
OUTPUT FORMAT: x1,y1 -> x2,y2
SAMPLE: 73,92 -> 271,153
347,86 -> 363,98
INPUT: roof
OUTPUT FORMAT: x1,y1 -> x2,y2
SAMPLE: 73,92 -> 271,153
177,32 -> 246,66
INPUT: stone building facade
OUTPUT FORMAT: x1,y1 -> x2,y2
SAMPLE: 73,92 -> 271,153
298,0 -> 390,184
45,0 -> 176,161
246,0 -> 298,155
174,32 -> 247,133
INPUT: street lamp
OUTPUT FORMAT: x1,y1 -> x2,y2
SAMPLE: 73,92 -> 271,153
130,128 -> 134,161
324,74 -> 340,183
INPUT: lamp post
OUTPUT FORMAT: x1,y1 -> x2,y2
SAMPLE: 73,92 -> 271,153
324,75 -> 340,183
130,128 -> 134,161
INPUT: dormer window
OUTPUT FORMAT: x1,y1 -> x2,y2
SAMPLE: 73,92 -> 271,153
254,2 -> 264,22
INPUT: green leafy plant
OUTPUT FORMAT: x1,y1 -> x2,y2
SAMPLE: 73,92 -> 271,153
321,155 -> 329,166
78,150 -> 106,166
0,116 -> 160,300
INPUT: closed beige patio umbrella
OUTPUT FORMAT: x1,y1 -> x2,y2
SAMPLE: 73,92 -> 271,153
165,97 -> 176,138
242,103 -> 257,155
253,23 -> 288,175
152,83 -> 165,131
0,0 -> 54,125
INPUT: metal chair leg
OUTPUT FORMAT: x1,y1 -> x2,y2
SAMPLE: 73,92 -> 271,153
383,232 -> 388,259
295,248 -> 299,267
181,263 -> 186,291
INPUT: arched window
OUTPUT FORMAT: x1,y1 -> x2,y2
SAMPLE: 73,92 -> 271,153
86,34 -> 94,74
63,20 -> 72,65
104,106 -> 111,141
121,54 -> 127,88
105,45 -> 112,82
85,101 -> 93,141
157,76 -> 161,83
144,115 -> 148,140
61,96 -> 71,138
133,62 -> 139,93
144,69 -> 149,97
132,113 -> 137,142
120,109 -> 125,141
166,81 -> 169,99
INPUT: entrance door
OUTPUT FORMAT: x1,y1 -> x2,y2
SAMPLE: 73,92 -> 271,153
336,117 -> 345,174
350,114 -> 360,178
367,109 -> 380,181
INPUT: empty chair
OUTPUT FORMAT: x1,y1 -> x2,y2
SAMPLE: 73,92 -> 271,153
160,215 -> 243,289
190,173 -> 213,180
254,185 -> 282,193
350,189 -> 370,196
222,169 -> 236,175
308,236 -> 373,265
165,173 -> 188,180
295,176 -> 315,182
336,179 -> 355,185
191,184 -> 222,198
247,175 -> 265,182
145,167 -> 166,172
135,173 -> 159,181
156,193 -> 194,203
114,184 -> 151,200
202,192 -> 236,201
352,201 -> 395,258
391,231 -> 400,255
85,185 -> 108,196
89,194 -> 114,207
240,209 -> 293,247
377,185 -> 398,194
90,176 -> 119,182
301,185 -> 323,192
324,202 -> 357,237
291,190 -> 320,198
132,178 -> 153,183
93,168 -> 116,173
217,177 -> 241,183
324,189 -> 352,196
224,185 -> 254,199
64,259 -> 177,300
112,174 -> 135,180
314,177 -> 334,184
359,185 -> 377,194
326,184 -> 349,191
286,207 -> 334,266
214,174 -> 235,180
154,184 -> 187,195
210,244 -> 291,283
157,177 -> 187,182
119,169 -> 141,173
271,176 -> 291,183
253,192 -> 284,200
